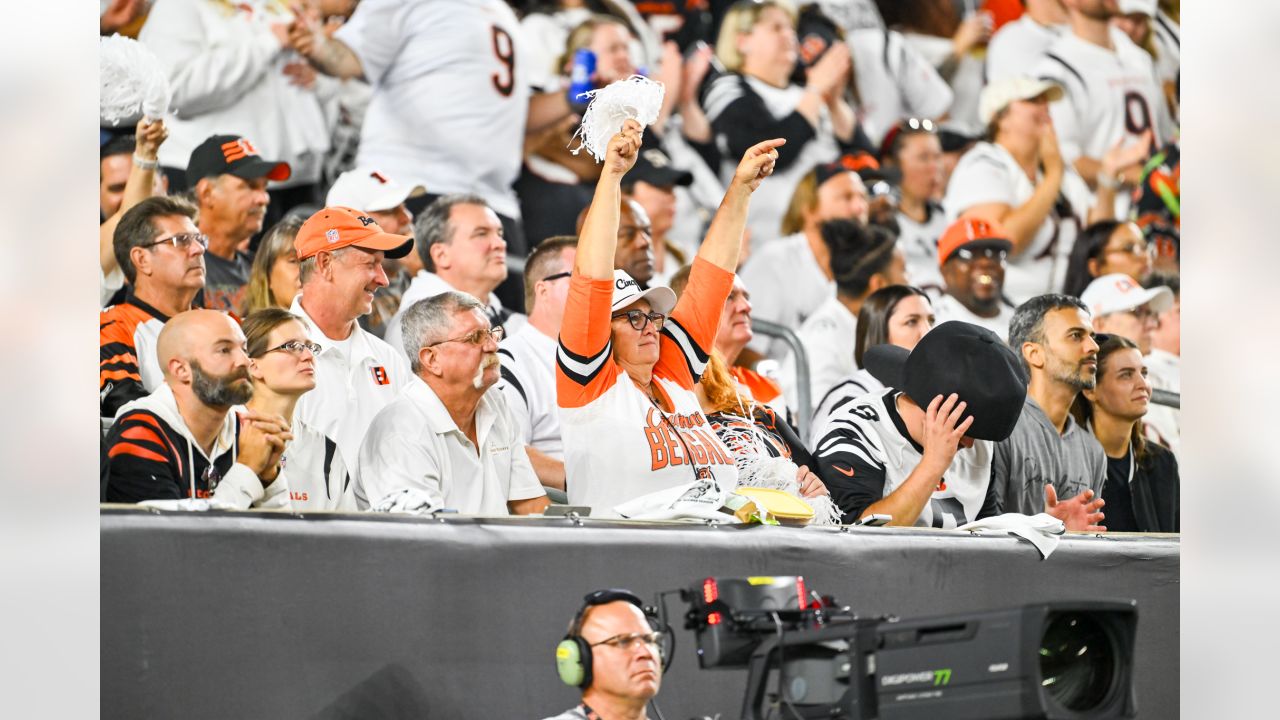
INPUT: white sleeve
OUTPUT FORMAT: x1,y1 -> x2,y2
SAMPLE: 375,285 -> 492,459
943,151 -> 1017,216
496,353 -> 534,446
329,447 -> 358,512
139,0 -> 281,117
1035,58 -> 1087,163
211,463 -> 275,510
333,0 -> 411,85
738,250 -> 791,355
887,30 -> 954,119
356,429 -> 445,511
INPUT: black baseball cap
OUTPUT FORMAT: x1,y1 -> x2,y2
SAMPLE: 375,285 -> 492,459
625,148 -> 693,189
864,321 -> 1028,442
186,134 -> 291,184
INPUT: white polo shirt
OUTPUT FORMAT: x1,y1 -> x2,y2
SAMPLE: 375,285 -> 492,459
355,378 -> 545,514
496,323 -> 562,458
291,295 -> 411,480
383,270 -> 523,363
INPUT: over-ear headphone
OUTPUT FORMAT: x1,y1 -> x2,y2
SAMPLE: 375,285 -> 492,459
555,588 -> 672,688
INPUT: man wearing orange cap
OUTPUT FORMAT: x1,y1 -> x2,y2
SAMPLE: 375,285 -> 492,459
933,217 -> 1018,339
289,206 -> 415,478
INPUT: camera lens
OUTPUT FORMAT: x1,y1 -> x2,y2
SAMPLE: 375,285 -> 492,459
1038,612 -> 1116,712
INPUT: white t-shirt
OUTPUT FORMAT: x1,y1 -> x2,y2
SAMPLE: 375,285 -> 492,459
896,204 -> 949,296
811,388 -> 997,527
336,0 -> 529,218
1034,28 -> 1173,168
496,323 -> 562,459
738,232 -> 836,359
356,379 -> 544,514
901,32 -> 985,135
985,16 -> 1066,84
517,8 -> 591,92
846,28 -> 955,145
291,295 -> 412,480
943,141 -> 1093,302
780,295 -> 857,411
932,297 -> 1016,342
278,416 -> 356,511
1143,348 -> 1180,462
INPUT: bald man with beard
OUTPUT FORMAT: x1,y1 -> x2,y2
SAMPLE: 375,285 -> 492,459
102,309 -> 293,506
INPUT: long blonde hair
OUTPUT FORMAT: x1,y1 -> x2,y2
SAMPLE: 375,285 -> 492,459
245,215 -> 303,316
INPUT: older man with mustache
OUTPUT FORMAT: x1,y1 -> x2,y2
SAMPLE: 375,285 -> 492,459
356,291 -> 549,515
103,309 -> 293,505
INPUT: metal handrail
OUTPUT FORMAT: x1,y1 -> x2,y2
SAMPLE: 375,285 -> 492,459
1150,389 -> 1180,409
749,318 -> 812,441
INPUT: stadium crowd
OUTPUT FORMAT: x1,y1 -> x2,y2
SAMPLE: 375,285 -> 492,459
100,0 -> 1180,534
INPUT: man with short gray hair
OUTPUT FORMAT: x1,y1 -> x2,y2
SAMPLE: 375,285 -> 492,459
383,194 -> 523,357
357,291 -> 548,515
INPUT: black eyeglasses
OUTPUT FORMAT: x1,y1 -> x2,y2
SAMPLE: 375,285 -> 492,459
257,340 -> 321,358
427,326 -> 504,347
142,233 -> 209,251
589,632 -> 663,653
955,247 -> 1008,262
540,271 -> 572,283
612,310 -> 666,332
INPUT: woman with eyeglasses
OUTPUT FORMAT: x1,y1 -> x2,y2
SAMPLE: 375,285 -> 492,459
1062,219 -> 1154,299
808,284 -> 934,446
244,216 -> 303,317
242,308 -> 354,511
1070,334 -> 1179,533
556,118 -> 781,516
704,0 -> 856,249
879,117 -> 949,294
944,77 -> 1138,304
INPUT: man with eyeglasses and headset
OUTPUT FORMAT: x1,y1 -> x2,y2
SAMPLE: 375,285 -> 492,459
356,291 -> 549,515
101,196 -> 209,427
1080,272 -> 1173,356
545,589 -> 666,720
932,217 -> 1019,339
103,309 -> 293,507
557,119 -> 782,517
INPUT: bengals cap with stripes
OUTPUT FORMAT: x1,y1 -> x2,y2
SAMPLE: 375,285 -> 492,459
186,134 -> 292,184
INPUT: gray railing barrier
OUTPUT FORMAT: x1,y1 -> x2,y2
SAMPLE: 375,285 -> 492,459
750,318 -> 812,440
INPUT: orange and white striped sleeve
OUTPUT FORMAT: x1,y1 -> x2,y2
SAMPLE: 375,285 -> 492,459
556,273 -> 620,409
655,257 -> 734,390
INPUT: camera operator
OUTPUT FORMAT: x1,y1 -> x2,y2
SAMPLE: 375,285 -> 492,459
546,589 -> 664,720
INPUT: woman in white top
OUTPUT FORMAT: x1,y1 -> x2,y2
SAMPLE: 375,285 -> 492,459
879,118 -> 949,295
702,0 -> 856,248
243,307 -> 354,511
808,284 -> 934,446
943,76 -> 1142,303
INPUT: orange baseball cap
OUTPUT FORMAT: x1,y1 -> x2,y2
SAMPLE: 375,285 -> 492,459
937,217 -> 1013,267
295,206 -> 414,260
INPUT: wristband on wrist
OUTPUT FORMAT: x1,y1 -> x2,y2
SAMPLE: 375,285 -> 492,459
1096,171 -> 1120,192
133,154 -> 159,170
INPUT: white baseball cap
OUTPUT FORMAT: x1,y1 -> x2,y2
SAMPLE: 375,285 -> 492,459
611,269 -> 676,316
1117,0 -> 1157,16
325,169 -> 427,212
1080,273 -> 1174,317
978,76 -> 1065,125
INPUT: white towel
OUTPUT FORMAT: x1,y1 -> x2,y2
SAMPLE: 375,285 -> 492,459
959,513 -> 1066,560
614,478 -> 736,523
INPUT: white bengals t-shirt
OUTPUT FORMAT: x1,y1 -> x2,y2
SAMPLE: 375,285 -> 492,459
557,259 -> 739,516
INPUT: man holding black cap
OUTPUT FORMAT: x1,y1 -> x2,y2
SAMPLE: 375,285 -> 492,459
811,321 -> 1027,527
188,134 -> 292,316
622,148 -> 695,287
290,205 -> 415,478
994,294 -> 1108,531
933,217 -> 1018,338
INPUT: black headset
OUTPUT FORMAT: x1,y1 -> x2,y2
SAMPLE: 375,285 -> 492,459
554,588 -> 673,688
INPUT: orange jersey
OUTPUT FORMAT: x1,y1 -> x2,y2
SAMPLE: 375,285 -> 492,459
100,295 -> 170,421
557,258 -> 739,515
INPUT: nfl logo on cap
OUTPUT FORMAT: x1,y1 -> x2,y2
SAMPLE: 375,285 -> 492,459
325,228 -> 340,244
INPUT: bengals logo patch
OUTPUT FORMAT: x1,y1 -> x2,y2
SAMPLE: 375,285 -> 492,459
371,366 -> 390,386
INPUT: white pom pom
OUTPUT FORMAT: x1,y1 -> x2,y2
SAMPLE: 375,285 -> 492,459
569,75 -> 665,161
714,414 -> 843,526
100,34 -> 171,126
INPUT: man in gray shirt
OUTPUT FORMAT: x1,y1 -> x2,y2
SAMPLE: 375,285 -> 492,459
993,294 -> 1108,531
